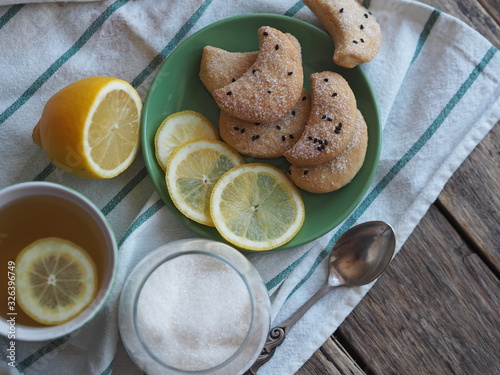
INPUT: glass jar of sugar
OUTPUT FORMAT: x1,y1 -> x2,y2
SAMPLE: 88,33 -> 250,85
118,239 -> 271,375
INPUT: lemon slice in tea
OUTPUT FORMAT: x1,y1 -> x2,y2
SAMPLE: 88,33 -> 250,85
16,237 -> 98,325
210,163 -> 305,251
166,139 -> 244,226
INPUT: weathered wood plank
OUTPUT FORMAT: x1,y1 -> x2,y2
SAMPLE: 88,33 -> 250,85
438,125 -> 500,270
296,336 -> 366,375
477,0 -> 500,25
419,0 -> 500,47
338,205 -> 500,374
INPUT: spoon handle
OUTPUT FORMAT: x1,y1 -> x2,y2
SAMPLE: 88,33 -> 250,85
244,282 -> 333,374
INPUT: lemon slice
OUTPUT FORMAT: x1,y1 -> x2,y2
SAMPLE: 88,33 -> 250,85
210,163 -> 305,251
15,237 -> 98,325
32,76 -> 142,179
166,139 -> 244,226
155,110 -> 219,171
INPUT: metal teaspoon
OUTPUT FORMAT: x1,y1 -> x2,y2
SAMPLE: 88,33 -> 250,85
244,221 -> 396,374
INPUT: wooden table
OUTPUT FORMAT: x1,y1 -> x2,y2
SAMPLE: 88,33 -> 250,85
297,0 -> 500,374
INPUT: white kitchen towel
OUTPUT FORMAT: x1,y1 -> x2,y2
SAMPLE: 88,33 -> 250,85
0,0 -> 499,374
0,0 -> 99,5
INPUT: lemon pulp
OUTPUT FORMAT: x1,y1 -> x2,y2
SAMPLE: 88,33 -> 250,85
155,110 -> 219,171
210,164 -> 305,251
166,139 -> 244,226
16,237 -> 98,325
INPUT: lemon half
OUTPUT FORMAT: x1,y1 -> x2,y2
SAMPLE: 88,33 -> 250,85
210,164 -> 305,251
16,237 -> 98,325
32,76 -> 142,179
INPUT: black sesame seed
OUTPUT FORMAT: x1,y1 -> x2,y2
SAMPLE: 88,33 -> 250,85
321,144 -> 325,150
360,38 -> 365,43
233,127 -> 239,131
322,115 -> 327,119
317,147 -> 323,151
303,170 -> 309,175
302,96 -> 306,101
353,40 -> 358,44
318,140 -> 323,145
338,123 -> 343,128
263,31 -> 269,36
282,135 -> 286,141
276,125 -> 281,130
369,11 -> 372,15
241,128 -> 245,133
232,78 -> 236,82
334,129 -> 340,134
252,69 -> 257,74
268,90 -> 272,94
275,45 -> 279,50
291,111 -> 296,116
289,134 -> 294,139
255,123 -> 261,125
308,136 -> 313,140
313,138 -> 318,143
287,72 -> 293,76
332,92 -> 337,97
327,117 -> 332,122
324,78 -> 329,82
227,91 -> 232,95
339,8 -> 344,13
252,135 -> 260,141
360,24 -> 364,30
324,140 -> 329,145
364,13 -> 369,18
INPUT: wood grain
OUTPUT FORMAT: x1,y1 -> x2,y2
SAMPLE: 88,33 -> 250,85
338,205 -> 500,374
438,126 -> 500,271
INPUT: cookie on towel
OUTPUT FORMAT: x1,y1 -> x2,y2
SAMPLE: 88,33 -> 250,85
287,109 -> 368,193
303,0 -> 382,68
284,71 -> 357,167
212,26 -> 304,123
199,46 -> 258,93
219,89 -> 310,158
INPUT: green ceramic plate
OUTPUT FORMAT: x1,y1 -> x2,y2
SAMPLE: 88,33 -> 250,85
141,14 -> 381,252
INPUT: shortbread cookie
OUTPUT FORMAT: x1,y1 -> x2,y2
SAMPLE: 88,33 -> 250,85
212,26 -> 304,123
303,0 -> 382,68
287,109 -> 368,193
284,71 -> 357,167
219,89 -> 310,158
199,47 -> 258,93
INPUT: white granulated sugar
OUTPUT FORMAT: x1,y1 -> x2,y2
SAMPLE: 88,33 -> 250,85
136,254 -> 252,372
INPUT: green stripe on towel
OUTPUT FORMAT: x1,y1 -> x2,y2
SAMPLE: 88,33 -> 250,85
0,4 -> 24,30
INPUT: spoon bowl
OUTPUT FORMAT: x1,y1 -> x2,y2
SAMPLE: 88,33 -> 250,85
329,221 -> 396,286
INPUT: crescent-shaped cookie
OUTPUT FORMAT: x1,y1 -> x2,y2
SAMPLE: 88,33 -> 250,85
199,46 -> 258,93
303,0 -> 382,68
287,109 -> 368,193
283,71 -> 357,167
199,32 -> 302,94
212,26 -> 304,123
219,89 -> 310,158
